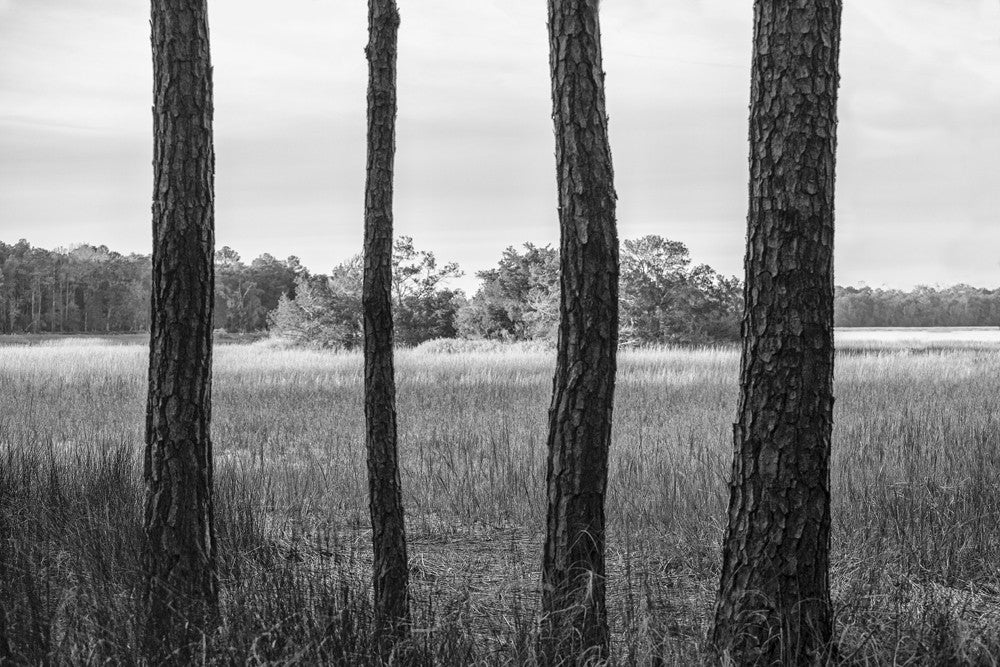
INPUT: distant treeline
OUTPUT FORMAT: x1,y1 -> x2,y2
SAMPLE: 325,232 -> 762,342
0,240 -> 302,335
835,285 -> 1000,328
3,239 -> 998,340
0,241 -> 151,334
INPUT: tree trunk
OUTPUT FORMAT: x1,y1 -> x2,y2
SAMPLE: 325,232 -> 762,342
362,0 -> 410,651
30,280 -> 38,333
712,2 -> 842,664
143,0 -> 217,660
539,0 -> 619,663
50,275 -> 56,332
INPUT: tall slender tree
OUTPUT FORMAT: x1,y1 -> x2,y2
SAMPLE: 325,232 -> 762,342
362,0 -> 410,650
712,1 -> 842,664
539,0 -> 619,662
143,0 -> 217,659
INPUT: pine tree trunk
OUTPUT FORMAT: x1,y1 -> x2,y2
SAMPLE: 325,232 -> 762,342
143,0 -> 217,660
363,0 -> 410,649
49,278 -> 56,333
539,0 -> 619,662
712,2 -> 842,664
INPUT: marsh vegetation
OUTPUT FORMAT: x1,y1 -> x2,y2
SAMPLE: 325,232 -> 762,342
3,335 -> 1000,664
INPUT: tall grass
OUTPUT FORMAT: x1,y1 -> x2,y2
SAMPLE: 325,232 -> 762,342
2,340 -> 1000,664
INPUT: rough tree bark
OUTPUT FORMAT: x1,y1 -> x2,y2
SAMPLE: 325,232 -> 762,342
539,0 -> 619,663
363,0 -> 410,649
712,1 -> 842,664
143,0 -> 217,660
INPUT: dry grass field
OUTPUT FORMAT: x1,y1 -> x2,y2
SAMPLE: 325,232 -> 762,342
3,331 -> 1000,664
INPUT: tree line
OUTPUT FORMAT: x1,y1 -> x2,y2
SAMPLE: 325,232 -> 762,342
0,240 -> 302,335
0,240 -> 151,334
6,238 -> 996,340
16,0 -> 867,663
835,284 -> 1000,327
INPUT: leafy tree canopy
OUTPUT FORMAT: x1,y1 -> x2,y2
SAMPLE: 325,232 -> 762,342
269,237 -> 465,348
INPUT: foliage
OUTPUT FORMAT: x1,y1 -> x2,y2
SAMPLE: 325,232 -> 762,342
11,237 -> 1000,343
269,237 -> 464,349
0,240 -> 151,334
835,284 -> 1000,327
267,262 -> 364,349
390,236 -> 465,346
619,235 -> 742,345
215,247 -> 305,333
457,236 -> 741,345
457,243 -> 560,342
0,240 -> 304,335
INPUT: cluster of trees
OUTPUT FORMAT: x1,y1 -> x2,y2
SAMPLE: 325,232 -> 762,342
0,235 -> 741,346
271,235 -> 742,348
213,248 -> 303,332
0,240 -> 303,335
269,237 -> 463,348
835,284 -> 1000,327
457,237 -> 741,345
0,240 -> 150,334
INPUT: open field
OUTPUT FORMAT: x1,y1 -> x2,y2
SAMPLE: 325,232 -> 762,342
4,337 -> 1000,664
836,327 -> 1000,352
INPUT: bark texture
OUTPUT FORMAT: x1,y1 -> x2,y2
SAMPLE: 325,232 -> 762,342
363,0 -> 410,648
712,2 -> 842,664
539,0 -> 619,663
144,0 -> 217,659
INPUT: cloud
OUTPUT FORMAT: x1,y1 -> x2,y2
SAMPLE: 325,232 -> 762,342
0,0 -> 998,289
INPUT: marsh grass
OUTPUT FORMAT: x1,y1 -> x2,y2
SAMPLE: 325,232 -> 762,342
2,338 -> 1000,664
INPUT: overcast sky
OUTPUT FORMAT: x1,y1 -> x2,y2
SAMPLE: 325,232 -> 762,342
1,0 -> 998,292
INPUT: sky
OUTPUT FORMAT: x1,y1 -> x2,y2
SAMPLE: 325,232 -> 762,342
1,0 -> 998,294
